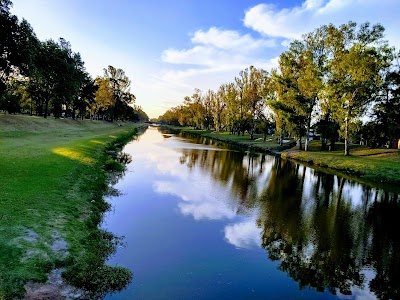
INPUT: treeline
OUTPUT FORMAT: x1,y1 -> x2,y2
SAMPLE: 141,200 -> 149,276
158,21 -> 400,155
0,0 -> 148,122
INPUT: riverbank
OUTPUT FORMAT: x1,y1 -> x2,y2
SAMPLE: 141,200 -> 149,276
161,125 -> 400,186
282,142 -> 400,185
161,125 -> 295,153
0,114 -> 145,299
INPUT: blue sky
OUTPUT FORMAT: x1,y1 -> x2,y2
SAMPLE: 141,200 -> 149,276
11,0 -> 400,118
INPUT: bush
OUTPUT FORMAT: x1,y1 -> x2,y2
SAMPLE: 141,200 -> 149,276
104,159 -> 124,172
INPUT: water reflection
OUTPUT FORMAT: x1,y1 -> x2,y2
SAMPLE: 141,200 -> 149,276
224,218 -> 262,249
158,129 -> 400,299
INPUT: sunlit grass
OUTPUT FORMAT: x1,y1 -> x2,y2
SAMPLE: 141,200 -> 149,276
90,139 -> 106,145
52,147 -> 95,165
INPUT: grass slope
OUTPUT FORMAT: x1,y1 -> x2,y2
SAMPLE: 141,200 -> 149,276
0,114 -> 143,298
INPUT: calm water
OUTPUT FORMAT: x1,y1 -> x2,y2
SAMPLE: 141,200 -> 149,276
103,127 -> 400,300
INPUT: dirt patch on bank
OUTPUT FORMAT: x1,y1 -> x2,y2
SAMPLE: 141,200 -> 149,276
24,269 -> 88,300
22,230 -> 87,299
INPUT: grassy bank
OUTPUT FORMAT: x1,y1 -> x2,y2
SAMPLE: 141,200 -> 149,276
281,141 -> 400,185
162,125 -> 295,152
0,114 -> 144,298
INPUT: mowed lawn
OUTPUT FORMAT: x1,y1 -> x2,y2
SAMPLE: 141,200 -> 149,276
0,114 -> 142,297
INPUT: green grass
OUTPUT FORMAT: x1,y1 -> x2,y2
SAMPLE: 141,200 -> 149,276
163,125 -> 295,152
0,114 -> 144,298
282,140 -> 400,185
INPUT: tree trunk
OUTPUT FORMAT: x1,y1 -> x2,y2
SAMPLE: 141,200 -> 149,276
344,112 -> 349,156
305,119 -> 311,151
321,138 -> 327,151
321,113 -> 329,151
44,100 -> 49,118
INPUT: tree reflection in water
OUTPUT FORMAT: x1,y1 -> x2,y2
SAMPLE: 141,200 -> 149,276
176,137 -> 400,299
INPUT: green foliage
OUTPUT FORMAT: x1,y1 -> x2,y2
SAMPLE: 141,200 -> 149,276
63,229 -> 132,298
369,53 -> 400,146
0,0 -> 39,97
105,158 -> 124,172
64,264 -> 132,298
324,22 -> 391,155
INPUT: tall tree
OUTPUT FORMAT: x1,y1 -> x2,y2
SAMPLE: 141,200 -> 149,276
275,39 -> 322,151
102,65 -> 135,121
28,38 -> 84,118
202,90 -> 214,130
93,77 -> 113,120
325,22 -> 391,155
371,50 -> 400,147
213,85 -> 227,132
271,67 -> 307,149
74,72 -> 98,119
222,82 -> 239,134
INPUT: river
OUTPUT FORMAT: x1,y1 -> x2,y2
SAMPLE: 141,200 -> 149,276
103,126 -> 400,299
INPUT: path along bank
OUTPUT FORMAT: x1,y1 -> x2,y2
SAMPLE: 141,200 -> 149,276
0,114 -> 145,299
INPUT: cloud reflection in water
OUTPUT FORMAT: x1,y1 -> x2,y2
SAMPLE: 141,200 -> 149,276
224,219 -> 261,249
154,180 -> 237,220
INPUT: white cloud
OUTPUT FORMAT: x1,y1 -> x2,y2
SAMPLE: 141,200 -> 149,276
191,27 -> 276,51
162,45 -> 235,66
244,0 -> 400,48
224,219 -> 262,249
303,0 -> 326,10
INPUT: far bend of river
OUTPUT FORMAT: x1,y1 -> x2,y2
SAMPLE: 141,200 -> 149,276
103,126 -> 400,300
